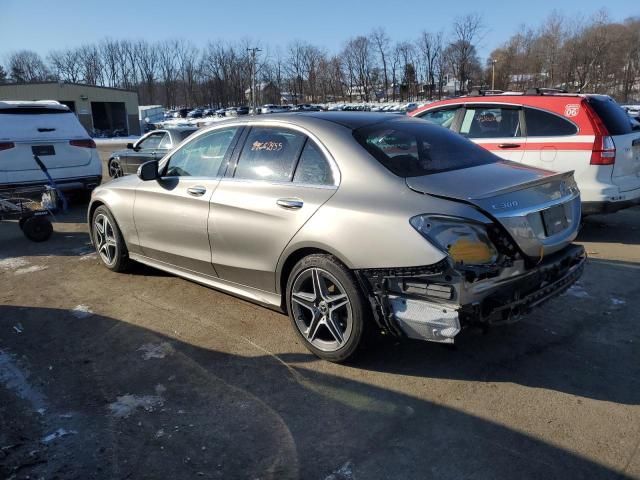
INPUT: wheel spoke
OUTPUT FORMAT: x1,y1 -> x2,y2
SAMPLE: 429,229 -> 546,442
312,268 -> 329,301
291,291 -> 315,311
306,312 -> 323,342
105,236 -> 117,247
325,314 -> 344,344
327,293 -> 348,312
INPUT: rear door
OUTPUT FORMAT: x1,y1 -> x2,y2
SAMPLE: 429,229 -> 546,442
521,106 -> 582,170
209,125 -> 338,292
587,96 -> 640,192
458,104 -> 526,163
0,107 -> 93,183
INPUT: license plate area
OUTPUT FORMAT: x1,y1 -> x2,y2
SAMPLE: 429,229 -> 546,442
541,204 -> 568,237
31,145 -> 55,156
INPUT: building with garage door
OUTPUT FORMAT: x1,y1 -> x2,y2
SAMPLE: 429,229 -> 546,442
0,82 -> 140,135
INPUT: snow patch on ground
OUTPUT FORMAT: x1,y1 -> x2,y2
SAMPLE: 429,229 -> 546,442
0,257 -> 29,271
41,428 -> 77,443
71,305 -> 93,319
611,297 -> 626,306
78,252 -> 98,261
138,342 -> 173,360
325,461 -> 355,480
108,385 -> 166,418
565,283 -> 589,299
15,265 -> 48,275
0,350 -> 47,412
94,136 -> 140,145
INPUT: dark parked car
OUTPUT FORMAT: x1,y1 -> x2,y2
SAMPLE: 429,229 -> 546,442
107,127 -> 198,178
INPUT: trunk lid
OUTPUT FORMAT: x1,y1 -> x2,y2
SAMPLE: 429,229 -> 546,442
586,95 -> 640,192
0,110 -> 93,172
406,161 -> 581,259
611,132 -> 640,192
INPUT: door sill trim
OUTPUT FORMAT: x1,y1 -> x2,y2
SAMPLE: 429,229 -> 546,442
128,253 -> 283,310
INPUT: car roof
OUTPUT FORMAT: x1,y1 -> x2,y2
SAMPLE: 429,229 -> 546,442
200,112 -> 418,132
161,126 -> 198,131
0,100 -> 70,111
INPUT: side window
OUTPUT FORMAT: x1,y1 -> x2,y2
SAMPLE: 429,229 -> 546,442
158,133 -> 173,149
137,132 -> 166,150
460,107 -> 521,138
293,141 -> 334,185
234,127 -> 306,181
165,128 -> 238,177
418,108 -> 458,129
524,108 -> 578,136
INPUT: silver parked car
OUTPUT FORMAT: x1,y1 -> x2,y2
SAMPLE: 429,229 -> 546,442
88,113 -> 585,362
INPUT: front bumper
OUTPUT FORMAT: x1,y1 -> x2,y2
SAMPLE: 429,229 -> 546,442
356,244 -> 586,344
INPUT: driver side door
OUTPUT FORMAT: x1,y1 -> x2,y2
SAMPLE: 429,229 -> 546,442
125,132 -> 167,174
133,126 -> 243,276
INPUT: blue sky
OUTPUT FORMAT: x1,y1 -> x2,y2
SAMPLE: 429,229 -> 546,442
1,0 -> 637,62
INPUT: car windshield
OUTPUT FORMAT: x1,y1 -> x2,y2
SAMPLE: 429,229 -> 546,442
353,120 -> 498,177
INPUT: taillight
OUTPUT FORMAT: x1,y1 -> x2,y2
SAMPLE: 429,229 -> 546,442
69,139 -> 96,149
0,142 -> 15,151
591,135 -> 616,165
585,101 -> 615,165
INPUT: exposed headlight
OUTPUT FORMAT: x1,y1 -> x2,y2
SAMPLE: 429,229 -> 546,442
410,215 -> 498,265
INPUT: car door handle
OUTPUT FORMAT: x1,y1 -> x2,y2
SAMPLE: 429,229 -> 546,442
498,143 -> 522,149
187,186 -> 207,196
276,198 -> 304,210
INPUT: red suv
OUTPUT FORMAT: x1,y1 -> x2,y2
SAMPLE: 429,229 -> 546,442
411,90 -> 640,215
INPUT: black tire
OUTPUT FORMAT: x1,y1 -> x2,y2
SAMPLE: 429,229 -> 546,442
18,216 -> 28,231
91,205 -> 130,272
22,216 -> 53,242
286,254 -> 369,363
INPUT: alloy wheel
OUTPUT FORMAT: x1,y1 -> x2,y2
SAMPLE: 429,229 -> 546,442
290,268 -> 353,352
109,159 -> 123,178
94,213 -> 118,265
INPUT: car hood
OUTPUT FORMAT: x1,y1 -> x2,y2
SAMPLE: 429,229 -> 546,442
406,161 -> 582,259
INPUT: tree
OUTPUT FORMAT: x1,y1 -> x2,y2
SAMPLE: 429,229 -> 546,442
447,13 -> 484,92
370,28 -> 391,101
8,50 -> 50,82
0,64 -> 7,84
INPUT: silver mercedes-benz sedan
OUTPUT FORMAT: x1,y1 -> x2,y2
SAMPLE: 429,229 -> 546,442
88,112 -> 585,362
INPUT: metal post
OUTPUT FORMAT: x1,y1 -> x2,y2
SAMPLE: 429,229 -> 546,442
247,47 -> 262,115
491,59 -> 497,91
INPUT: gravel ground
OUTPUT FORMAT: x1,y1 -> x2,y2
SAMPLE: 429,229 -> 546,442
0,143 -> 639,479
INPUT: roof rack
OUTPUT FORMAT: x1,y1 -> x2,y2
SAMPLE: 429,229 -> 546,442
468,88 -> 505,96
525,87 -> 569,95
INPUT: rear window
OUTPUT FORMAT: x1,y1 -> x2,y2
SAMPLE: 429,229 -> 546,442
0,107 -> 69,114
524,108 -> 578,136
353,120 -> 497,177
587,96 -> 632,135
0,110 -> 87,141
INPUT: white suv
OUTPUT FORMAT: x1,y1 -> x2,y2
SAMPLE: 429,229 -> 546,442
0,101 -> 102,192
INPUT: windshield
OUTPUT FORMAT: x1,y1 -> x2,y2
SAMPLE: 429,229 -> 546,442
353,120 -> 498,177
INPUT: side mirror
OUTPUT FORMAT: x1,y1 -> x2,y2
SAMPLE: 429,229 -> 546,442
137,160 -> 159,181
126,142 -> 135,150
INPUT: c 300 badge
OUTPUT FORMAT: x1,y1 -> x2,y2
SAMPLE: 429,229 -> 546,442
492,200 -> 519,210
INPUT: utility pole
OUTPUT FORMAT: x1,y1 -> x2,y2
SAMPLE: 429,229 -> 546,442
491,58 -> 497,91
247,47 -> 262,115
